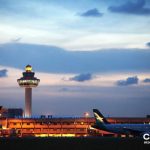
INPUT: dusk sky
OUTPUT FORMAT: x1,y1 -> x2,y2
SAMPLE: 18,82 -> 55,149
0,0 -> 150,117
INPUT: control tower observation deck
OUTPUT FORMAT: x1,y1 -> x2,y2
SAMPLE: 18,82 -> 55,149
17,65 -> 40,118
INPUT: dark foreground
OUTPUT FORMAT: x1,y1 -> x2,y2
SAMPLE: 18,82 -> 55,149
0,137 -> 149,150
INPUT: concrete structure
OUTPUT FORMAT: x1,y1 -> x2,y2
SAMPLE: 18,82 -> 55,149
0,117 -> 150,137
17,65 -> 40,118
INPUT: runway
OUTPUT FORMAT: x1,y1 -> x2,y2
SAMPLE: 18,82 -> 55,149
0,137 -> 148,150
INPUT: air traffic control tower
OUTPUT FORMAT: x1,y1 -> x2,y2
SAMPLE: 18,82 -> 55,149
17,65 -> 40,118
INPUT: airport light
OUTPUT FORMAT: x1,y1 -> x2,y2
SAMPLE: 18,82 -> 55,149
84,112 -> 90,118
84,112 -> 90,135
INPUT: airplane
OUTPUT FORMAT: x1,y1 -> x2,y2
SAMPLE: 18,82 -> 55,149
92,109 -> 150,136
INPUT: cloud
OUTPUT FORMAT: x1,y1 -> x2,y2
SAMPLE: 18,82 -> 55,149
0,0 -> 41,18
1,43 -> 150,73
69,73 -> 93,82
80,8 -> 103,17
0,69 -> 8,77
117,76 -> 139,86
146,42 -> 150,47
108,0 -> 150,15
59,87 -> 83,92
143,78 -> 150,83
59,87 -> 69,92
11,37 -> 22,43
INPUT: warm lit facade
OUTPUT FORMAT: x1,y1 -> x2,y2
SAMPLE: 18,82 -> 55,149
0,117 -> 150,137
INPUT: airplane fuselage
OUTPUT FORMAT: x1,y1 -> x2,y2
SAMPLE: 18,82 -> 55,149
98,123 -> 150,134
93,109 -> 150,136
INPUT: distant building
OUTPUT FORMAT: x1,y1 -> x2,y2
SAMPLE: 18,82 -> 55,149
147,115 -> 150,118
7,109 -> 23,118
0,106 -> 8,118
0,106 -> 23,118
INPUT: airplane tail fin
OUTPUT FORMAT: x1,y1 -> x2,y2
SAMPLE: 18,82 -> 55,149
93,109 -> 110,124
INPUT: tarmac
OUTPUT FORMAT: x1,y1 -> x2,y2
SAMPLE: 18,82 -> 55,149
0,137 -> 149,150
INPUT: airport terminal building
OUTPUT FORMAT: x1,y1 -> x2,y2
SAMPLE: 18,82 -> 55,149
1,117 -> 150,137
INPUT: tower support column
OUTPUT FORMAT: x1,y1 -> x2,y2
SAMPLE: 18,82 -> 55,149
25,88 -> 32,118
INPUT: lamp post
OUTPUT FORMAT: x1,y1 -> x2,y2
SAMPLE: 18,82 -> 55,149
84,112 -> 90,136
